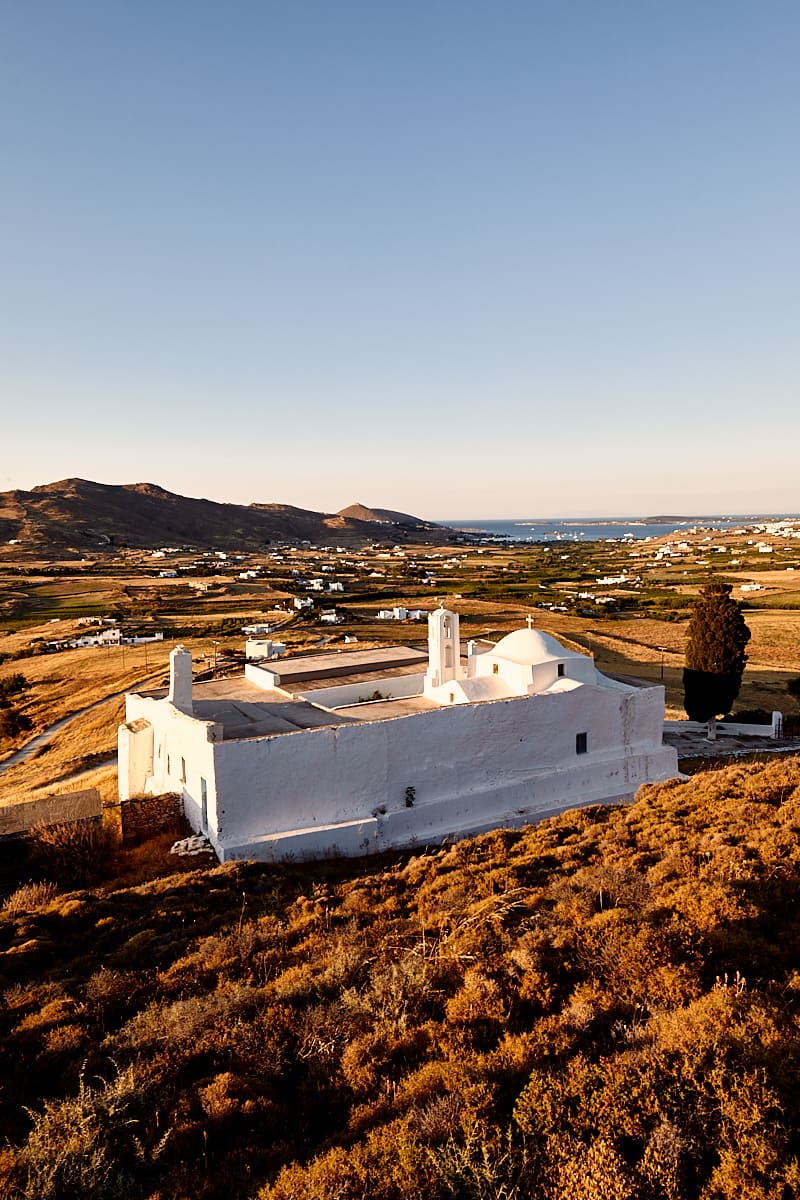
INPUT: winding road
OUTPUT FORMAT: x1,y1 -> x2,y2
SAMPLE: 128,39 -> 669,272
0,673 -> 163,779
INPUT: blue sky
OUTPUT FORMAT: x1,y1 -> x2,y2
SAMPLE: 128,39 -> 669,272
1,2 -> 798,519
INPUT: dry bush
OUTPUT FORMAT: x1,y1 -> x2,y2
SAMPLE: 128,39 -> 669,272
85,967 -> 130,1009
445,968 -> 505,1029
3,980 -> 65,1015
411,1093 -> 465,1145
9,1064 -> 163,1200
424,1123 -> 538,1200
364,952 -> 432,1036
26,819 -> 113,884
44,1022 -> 86,1056
198,1071 -> 258,1122
2,880 -> 60,913
14,996 -> 80,1036
112,984 -> 259,1052
260,1143 -> 380,1200
555,1136 -> 638,1200
639,1118 -> 694,1200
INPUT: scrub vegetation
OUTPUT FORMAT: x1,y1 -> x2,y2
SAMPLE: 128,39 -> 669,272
2,757 -> 800,1199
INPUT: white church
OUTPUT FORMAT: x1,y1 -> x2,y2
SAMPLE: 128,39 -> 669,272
118,609 -> 678,861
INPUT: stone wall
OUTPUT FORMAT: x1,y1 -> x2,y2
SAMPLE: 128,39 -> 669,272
108,792 -> 185,845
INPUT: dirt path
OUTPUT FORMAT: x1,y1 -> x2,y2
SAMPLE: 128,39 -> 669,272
0,671 -> 163,778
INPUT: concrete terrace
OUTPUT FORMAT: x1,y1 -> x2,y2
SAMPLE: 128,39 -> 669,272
186,678 -> 358,739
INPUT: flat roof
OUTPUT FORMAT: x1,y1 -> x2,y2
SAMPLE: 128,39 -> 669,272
331,695 -> 439,720
258,644 -> 428,685
189,679 -> 360,739
167,676 -> 437,740
131,644 -> 455,741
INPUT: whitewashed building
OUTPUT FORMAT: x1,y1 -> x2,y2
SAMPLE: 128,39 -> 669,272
118,609 -> 678,862
245,638 -> 286,661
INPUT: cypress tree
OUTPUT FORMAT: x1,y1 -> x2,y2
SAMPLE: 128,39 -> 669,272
683,582 -> 751,721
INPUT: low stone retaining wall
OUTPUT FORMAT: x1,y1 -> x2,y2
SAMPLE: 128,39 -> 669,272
104,792 -> 184,845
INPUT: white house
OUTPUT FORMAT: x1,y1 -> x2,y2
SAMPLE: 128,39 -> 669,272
118,610 -> 678,862
245,638 -> 286,661
377,606 -> 408,621
68,627 -> 122,648
319,609 -> 343,624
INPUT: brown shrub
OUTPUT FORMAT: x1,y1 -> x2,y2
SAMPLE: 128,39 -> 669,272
2,880 -> 60,914
26,819 -> 113,885
555,1136 -> 639,1200
9,1065 -> 161,1200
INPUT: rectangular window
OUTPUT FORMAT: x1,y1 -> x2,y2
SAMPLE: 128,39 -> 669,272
492,662 -> 499,675
181,757 -> 186,784
167,755 -> 171,775
557,663 -> 565,677
200,777 -> 208,832
576,732 -> 588,755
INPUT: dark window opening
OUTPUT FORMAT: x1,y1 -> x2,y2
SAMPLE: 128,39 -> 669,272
576,732 -> 588,754
557,663 -> 565,677
200,777 -> 208,832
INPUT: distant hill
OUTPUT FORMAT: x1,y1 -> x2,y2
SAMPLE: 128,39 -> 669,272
0,479 -> 456,556
338,501 -> 439,529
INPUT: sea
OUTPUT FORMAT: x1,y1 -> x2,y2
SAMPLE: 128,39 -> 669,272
442,516 -> 799,543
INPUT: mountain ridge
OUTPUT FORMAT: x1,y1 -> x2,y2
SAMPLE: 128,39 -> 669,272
0,478 -> 456,556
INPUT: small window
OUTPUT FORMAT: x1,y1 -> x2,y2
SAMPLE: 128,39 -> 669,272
180,757 -> 186,784
576,732 -> 588,755
557,663 -> 565,677
200,777 -> 208,832
167,755 -> 171,775
492,662 -> 499,675
449,692 -> 455,703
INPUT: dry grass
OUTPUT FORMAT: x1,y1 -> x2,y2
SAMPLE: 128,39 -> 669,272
4,758 -> 800,1198
0,627 -> 265,796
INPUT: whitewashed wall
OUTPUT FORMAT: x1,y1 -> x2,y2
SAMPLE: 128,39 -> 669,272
297,673 -> 426,709
206,683 -> 675,861
121,693 -> 222,834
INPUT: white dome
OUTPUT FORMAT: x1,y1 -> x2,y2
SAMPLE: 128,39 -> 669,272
492,627 -> 577,666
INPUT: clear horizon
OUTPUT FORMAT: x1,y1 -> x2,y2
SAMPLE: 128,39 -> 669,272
5,473 -> 800,528
2,2 -> 799,520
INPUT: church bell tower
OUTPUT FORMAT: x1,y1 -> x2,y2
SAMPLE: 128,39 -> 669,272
426,607 -> 461,689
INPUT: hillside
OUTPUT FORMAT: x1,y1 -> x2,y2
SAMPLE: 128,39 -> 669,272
0,479 -> 455,557
2,757 -> 800,1197
337,501 -> 437,529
